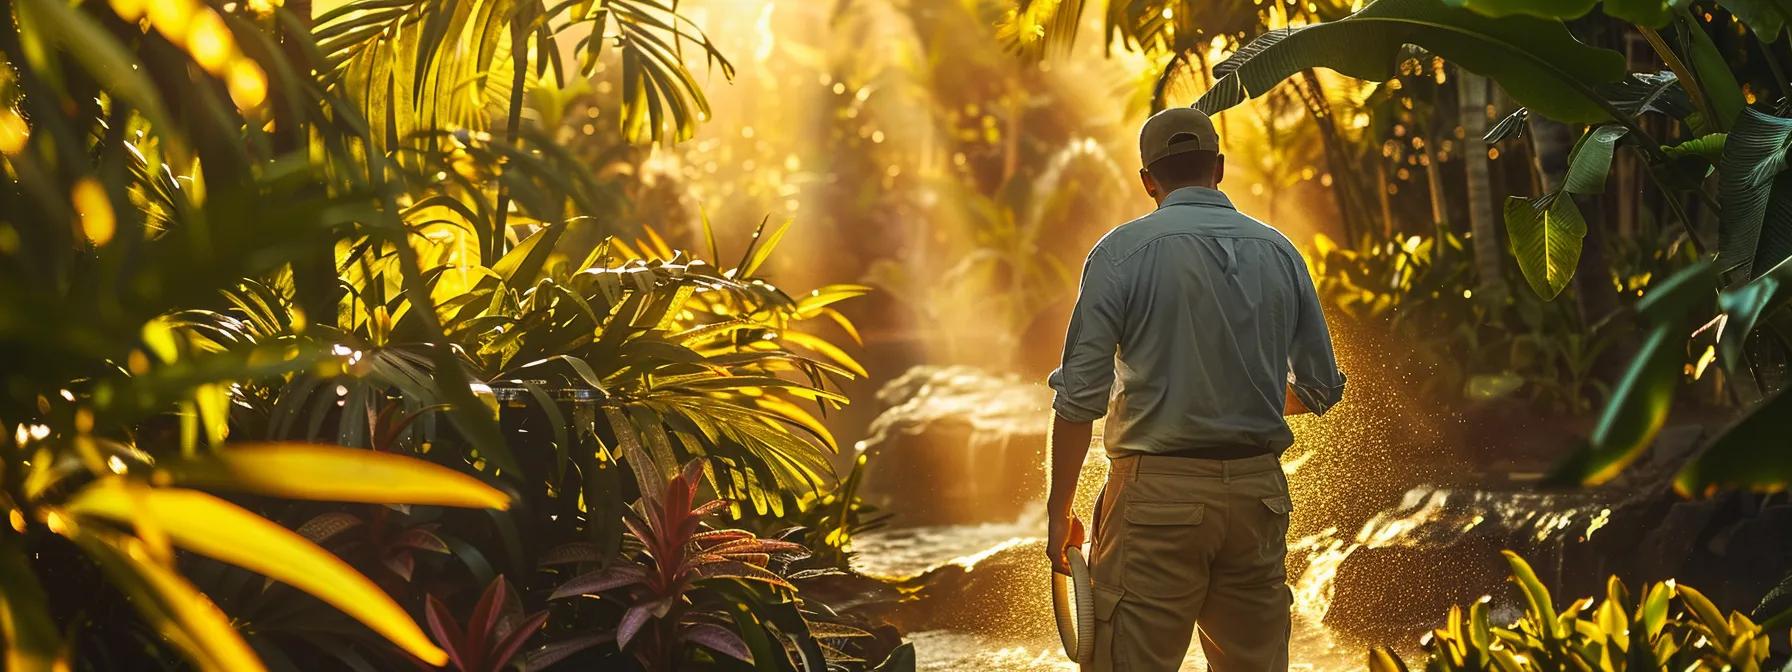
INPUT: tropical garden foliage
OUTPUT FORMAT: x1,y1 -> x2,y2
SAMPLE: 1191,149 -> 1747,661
0,0 -> 905,669
1369,551 -> 1787,671
1015,0 -> 1792,494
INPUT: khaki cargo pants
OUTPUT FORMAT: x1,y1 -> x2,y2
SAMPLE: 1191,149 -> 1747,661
1087,453 -> 1293,672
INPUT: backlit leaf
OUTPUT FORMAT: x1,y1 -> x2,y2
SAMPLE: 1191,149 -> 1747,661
156,443 -> 509,510
65,483 -> 449,666
1504,195 -> 1586,300
1196,0 -> 1626,124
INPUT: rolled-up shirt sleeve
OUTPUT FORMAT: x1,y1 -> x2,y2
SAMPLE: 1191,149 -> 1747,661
1049,247 -> 1126,422
1287,254 -> 1346,415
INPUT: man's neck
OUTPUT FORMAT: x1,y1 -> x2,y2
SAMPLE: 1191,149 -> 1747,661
1152,183 -> 1218,206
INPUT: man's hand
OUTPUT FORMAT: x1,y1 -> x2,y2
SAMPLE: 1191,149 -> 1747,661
1284,385 -> 1310,416
1047,515 -> 1086,575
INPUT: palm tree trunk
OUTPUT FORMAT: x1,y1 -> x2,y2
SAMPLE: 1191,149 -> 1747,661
1457,70 -> 1506,297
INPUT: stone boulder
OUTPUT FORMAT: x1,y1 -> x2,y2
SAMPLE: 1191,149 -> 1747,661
1315,426 -> 1792,643
855,366 -> 1062,526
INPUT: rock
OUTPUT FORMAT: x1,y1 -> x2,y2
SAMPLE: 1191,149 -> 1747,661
1317,466 -> 1792,645
855,366 -> 1061,526
886,537 -> 1058,640
1315,486 -> 1625,641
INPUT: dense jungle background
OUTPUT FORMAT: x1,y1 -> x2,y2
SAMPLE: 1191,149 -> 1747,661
8,0 -> 1792,669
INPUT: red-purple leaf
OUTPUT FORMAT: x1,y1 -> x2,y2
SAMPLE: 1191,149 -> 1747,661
723,552 -> 771,568
425,594 -> 468,672
520,632 -> 615,671
464,577 -> 510,668
537,542 -> 604,566
296,512 -> 363,543
679,459 -> 705,498
384,552 -> 416,582
675,515 -> 705,549
684,623 -> 752,663
393,527 -> 450,554
691,560 -> 794,589
549,565 -> 648,600
621,516 -> 655,554
486,610 -> 549,671
616,604 -> 654,649
688,530 -> 752,547
707,537 -> 807,557
689,499 -> 728,518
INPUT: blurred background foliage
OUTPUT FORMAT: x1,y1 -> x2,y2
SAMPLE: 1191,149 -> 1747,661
0,0 -> 908,668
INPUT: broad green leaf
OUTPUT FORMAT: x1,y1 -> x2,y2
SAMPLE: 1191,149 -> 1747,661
1504,195 -> 1587,300
1196,0 -> 1627,124
1663,133 -> 1727,161
1718,109 -> 1792,278
1555,261 -> 1716,486
1447,0 -> 1704,28
1674,387 -> 1792,495
1568,328 -> 1677,484
1722,0 -> 1792,41
1442,0 -> 1598,18
1637,258 -> 1719,321
1601,71 -> 1693,119
0,543 -> 61,672
1756,169 -> 1792,277
1679,8 -> 1747,130
156,443 -> 510,510
1716,254 -> 1792,372
65,483 -> 450,666
1564,125 -> 1630,194
1605,0 -> 1676,26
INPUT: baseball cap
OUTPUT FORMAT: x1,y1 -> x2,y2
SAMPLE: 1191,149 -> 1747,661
1139,107 -> 1220,168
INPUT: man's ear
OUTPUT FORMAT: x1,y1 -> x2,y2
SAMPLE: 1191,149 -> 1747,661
1213,154 -> 1226,186
1139,168 -> 1159,199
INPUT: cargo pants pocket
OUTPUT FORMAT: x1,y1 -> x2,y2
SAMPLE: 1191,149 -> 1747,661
1090,584 -> 1123,671
1119,501 -> 1207,599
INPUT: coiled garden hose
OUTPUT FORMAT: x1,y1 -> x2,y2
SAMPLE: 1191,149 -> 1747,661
1051,545 -> 1095,665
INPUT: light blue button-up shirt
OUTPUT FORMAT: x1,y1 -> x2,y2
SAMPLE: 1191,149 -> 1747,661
1048,186 -> 1345,456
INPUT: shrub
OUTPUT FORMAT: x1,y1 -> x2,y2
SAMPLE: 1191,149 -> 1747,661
1369,551 -> 1785,671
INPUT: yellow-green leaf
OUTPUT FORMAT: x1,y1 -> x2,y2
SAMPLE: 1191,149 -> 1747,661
1676,584 -> 1731,646
1503,550 -> 1562,639
66,527 -> 263,672
1639,581 -> 1671,636
1367,645 -> 1408,672
0,543 -> 62,672
782,331 -> 866,378
155,443 -> 509,510
1504,195 -> 1586,301
65,483 -> 449,665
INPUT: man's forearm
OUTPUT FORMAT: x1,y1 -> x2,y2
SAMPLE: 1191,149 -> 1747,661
1047,415 -> 1094,519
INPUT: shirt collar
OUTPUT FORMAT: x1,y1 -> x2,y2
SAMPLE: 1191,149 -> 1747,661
1159,186 -> 1235,211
